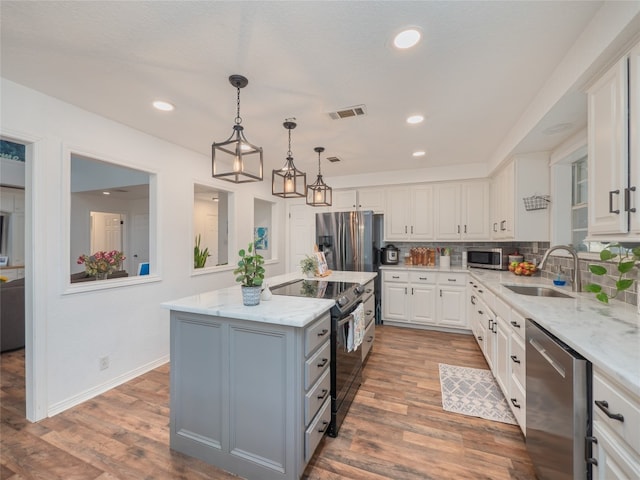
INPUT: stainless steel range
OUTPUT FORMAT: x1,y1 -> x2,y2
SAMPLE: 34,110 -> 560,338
270,279 -> 365,437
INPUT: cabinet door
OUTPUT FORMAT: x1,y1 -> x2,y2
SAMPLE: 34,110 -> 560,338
630,42 -> 640,234
437,286 -> 467,328
592,420 -> 640,480
385,189 -> 411,241
500,163 -> 515,239
410,284 -> 436,324
358,188 -> 385,213
588,56 -> 629,235
383,282 -> 409,322
410,186 -> 434,240
462,182 -> 490,240
331,190 -> 357,211
483,310 -> 497,371
434,183 -> 461,240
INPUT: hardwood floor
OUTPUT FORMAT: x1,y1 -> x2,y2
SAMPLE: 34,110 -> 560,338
1,326 -> 535,479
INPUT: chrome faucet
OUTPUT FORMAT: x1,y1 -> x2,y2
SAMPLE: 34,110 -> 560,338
539,245 -> 581,292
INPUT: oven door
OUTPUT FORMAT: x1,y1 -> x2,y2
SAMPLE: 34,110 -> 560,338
330,302 -> 364,437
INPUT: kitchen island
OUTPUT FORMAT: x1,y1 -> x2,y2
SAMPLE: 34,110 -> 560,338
161,270 -> 376,480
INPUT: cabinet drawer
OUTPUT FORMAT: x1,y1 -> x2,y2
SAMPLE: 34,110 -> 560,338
509,378 -> 526,432
363,294 -> 375,324
305,398 -> 331,462
493,296 -> 511,323
305,313 -> 331,356
362,280 -> 375,301
361,321 -> 375,361
305,341 -> 330,390
437,272 -> 466,286
509,309 -> 526,340
510,334 -> 526,389
305,368 -> 330,426
383,270 -> 409,282
409,271 -> 437,284
593,370 -> 640,454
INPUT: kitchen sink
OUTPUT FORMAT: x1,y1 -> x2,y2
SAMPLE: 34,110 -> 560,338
504,285 -> 573,298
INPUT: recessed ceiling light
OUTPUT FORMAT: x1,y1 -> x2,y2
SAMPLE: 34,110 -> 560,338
412,151 -> 426,157
152,100 -> 175,112
394,29 -> 421,49
406,115 -> 424,125
102,191 -> 111,195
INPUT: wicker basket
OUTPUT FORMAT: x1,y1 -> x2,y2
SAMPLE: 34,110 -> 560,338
523,195 -> 550,211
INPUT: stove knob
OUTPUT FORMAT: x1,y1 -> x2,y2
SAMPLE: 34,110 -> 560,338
354,285 -> 364,295
337,296 -> 349,307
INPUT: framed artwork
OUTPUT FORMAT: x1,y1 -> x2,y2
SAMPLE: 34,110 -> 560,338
315,251 -> 328,276
0,256 -> 8,267
254,227 -> 268,250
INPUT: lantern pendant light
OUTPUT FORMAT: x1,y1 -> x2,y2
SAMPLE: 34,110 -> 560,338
272,119 -> 306,198
212,74 -> 263,183
306,147 -> 332,207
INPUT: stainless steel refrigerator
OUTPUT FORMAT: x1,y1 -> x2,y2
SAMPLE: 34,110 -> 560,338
316,211 -> 383,323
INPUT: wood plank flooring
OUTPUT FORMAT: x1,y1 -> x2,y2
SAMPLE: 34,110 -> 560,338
1,326 -> 535,479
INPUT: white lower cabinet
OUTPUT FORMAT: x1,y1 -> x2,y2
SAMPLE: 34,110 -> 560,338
590,367 -> 640,479
382,269 -> 467,330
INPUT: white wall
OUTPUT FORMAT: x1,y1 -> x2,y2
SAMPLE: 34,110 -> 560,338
1,78 -> 287,418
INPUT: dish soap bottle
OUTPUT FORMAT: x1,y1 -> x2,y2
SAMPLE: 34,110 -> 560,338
553,267 -> 567,286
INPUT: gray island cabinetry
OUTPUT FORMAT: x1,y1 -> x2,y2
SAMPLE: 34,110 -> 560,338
164,283 -> 335,480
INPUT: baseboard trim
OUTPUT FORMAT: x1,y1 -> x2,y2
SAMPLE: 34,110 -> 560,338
47,354 -> 170,417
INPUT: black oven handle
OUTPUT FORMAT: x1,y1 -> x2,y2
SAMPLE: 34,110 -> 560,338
337,300 -> 363,327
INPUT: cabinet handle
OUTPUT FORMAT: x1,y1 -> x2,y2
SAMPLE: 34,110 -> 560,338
510,320 -> 521,328
392,275 -> 400,279
478,289 -> 483,293
510,398 -> 521,409
493,222 -> 498,232
457,225 -> 460,234
595,400 -> 624,422
317,358 -> 329,368
500,220 -> 506,231
405,287 -> 408,295
419,277 -> 427,280
405,226 -> 408,234
510,355 -> 521,364
478,310 -> 483,315
471,295 -> 476,305
488,319 -> 493,330
440,290 -> 443,297
317,389 -> 329,400
411,288 -> 414,295
365,310 -> 373,316
478,336 -> 483,341
447,278 -> 457,282
317,328 -> 329,337
318,420 -> 330,433
464,225 -> 467,234
365,288 -> 373,293
411,226 -> 414,234
366,335 -> 374,343
624,186 -> 637,212
609,189 -> 621,214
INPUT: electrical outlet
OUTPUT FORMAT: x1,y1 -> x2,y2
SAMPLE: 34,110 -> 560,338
532,242 -> 538,254
99,356 -> 109,371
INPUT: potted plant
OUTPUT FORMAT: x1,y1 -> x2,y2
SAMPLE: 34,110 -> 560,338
77,250 -> 126,280
194,234 -> 210,269
300,255 -> 318,277
585,244 -> 640,304
233,242 -> 265,306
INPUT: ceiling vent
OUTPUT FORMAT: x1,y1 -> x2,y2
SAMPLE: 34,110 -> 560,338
328,104 -> 367,120
326,156 -> 341,163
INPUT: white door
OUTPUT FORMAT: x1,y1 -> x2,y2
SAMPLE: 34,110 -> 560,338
131,213 -> 149,273
288,203 -> 315,273
90,211 -> 123,252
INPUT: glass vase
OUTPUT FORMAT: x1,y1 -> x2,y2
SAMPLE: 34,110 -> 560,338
95,272 -> 109,280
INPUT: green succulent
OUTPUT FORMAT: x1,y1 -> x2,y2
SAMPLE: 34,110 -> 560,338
233,242 -> 265,287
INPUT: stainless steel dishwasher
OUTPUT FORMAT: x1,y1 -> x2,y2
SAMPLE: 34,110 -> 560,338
526,319 -> 592,480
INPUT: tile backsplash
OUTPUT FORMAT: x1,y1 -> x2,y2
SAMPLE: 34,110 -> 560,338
383,240 -> 638,307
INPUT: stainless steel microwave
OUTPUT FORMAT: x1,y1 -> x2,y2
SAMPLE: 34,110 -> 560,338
467,247 -> 516,270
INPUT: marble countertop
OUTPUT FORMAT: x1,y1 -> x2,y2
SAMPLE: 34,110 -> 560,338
468,269 -> 640,397
161,270 -> 377,328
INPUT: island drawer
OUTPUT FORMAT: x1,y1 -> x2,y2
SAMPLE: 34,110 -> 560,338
361,320 -> 375,361
383,270 -> 408,283
305,368 -> 330,426
363,294 -> 375,325
305,341 -> 330,390
305,398 -> 331,462
510,333 -> 526,389
362,279 -> 375,301
305,313 -> 330,356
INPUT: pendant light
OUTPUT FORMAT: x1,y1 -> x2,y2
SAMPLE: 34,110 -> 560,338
212,74 -> 263,183
272,119 -> 306,198
306,147 -> 332,207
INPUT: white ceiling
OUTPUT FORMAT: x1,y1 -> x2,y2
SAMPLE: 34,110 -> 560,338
0,1 -> 607,179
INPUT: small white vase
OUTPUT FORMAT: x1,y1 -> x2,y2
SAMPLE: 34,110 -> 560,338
440,256 -> 451,269
261,284 -> 272,301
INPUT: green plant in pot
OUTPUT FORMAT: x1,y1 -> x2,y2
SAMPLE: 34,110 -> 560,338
300,255 -> 318,277
585,244 -> 640,303
233,242 -> 265,306
194,234 -> 210,269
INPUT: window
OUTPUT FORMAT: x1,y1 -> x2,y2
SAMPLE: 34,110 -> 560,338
193,184 -> 231,269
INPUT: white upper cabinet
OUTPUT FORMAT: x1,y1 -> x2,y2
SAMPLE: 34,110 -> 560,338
435,181 -> 490,240
330,188 -> 385,213
385,185 -> 434,241
587,40 -> 640,238
491,153 -> 549,241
